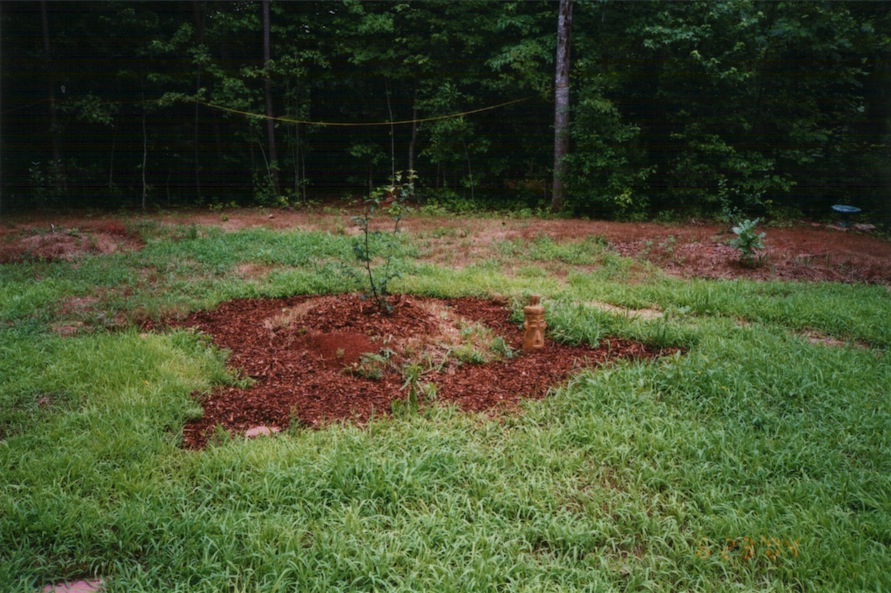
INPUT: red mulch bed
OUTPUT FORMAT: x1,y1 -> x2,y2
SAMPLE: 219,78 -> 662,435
174,294 -> 676,448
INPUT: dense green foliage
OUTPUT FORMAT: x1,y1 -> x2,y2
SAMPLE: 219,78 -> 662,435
2,1 -> 889,221
1,217 -> 890,591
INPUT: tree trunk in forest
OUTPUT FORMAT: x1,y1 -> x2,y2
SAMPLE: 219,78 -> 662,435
193,1 -> 206,200
213,112 -> 224,170
551,0 -> 573,213
291,124 -> 300,196
386,82 -> 395,180
194,96 -> 203,200
108,131 -> 116,191
262,0 -> 280,196
463,140 -> 475,201
408,86 -> 418,178
141,101 -> 148,211
40,0 -> 64,194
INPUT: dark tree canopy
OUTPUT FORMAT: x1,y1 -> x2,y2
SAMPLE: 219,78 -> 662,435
1,0 -> 888,222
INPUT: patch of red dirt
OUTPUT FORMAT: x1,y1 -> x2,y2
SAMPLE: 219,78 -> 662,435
307,331 -> 378,367
606,223 -> 891,284
4,210 -> 889,284
174,294 -> 676,449
0,222 -> 143,263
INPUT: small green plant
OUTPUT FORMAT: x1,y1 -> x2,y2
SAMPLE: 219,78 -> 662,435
400,363 -> 423,416
489,336 -> 516,359
344,349 -> 394,380
450,344 -> 487,364
659,234 -> 677,255
729,218 -> 766,267
396,363 -> 438,418
350,171 -> 415,313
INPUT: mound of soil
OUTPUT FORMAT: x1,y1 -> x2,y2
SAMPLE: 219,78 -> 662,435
176,294 -> 676,448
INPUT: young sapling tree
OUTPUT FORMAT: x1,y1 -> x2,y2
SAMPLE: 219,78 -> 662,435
350,171 -> 415,313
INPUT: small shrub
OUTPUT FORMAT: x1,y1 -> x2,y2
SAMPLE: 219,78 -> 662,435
729,218 -> 766,267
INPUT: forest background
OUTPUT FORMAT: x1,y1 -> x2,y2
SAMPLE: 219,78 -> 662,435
2,0 -> 889,225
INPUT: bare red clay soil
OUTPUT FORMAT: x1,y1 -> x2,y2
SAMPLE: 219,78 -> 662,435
4,209 -> 888,283
173,294 -> 676,448
170,209 -> 891,284
0,220 -> 143,263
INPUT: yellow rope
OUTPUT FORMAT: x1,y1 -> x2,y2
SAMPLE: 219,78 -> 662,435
193,95 -> 535,127
3,94 -> 536,125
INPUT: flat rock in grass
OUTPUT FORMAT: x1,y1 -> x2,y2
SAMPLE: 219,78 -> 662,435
42,579 -> 103,592
586,300 -> 664,320
245,425 -> 281,438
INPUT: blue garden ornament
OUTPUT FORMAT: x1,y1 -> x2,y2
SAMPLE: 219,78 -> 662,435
831,204 -> 861,227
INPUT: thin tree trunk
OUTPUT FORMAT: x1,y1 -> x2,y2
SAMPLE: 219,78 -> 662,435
40,0 -> 63,193
254,127 -> 269,172
108,130 -> 116,191
193,1 -> 206,200
291,124 -> 300,196
301,147 -> 307,201
142,101 -> 148,211
194,95 -> 202,199
408,85 -> 418,177
463,140 -> 475,201
213,112 -> 224,168
386,82 -> 395,179
262,0 -> 280,196
551,0 -> 573,213
250,136 -> 256,178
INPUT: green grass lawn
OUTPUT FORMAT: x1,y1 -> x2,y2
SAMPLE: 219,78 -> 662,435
1,216 -> 889,592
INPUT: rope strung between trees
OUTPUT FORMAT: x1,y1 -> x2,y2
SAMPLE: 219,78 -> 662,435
192,95 -> 536,127
2,94 -> 537,125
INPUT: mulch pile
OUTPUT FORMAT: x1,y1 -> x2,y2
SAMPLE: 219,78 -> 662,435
174,294 -> 676,449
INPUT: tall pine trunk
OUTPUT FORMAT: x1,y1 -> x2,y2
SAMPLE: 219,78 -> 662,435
262,0 -> 280,196
551,0 -> 572,213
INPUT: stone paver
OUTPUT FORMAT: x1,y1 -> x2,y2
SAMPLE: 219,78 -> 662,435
586,301 -> 664,320
245,425 -> 281,438
42,579 -> 103,593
